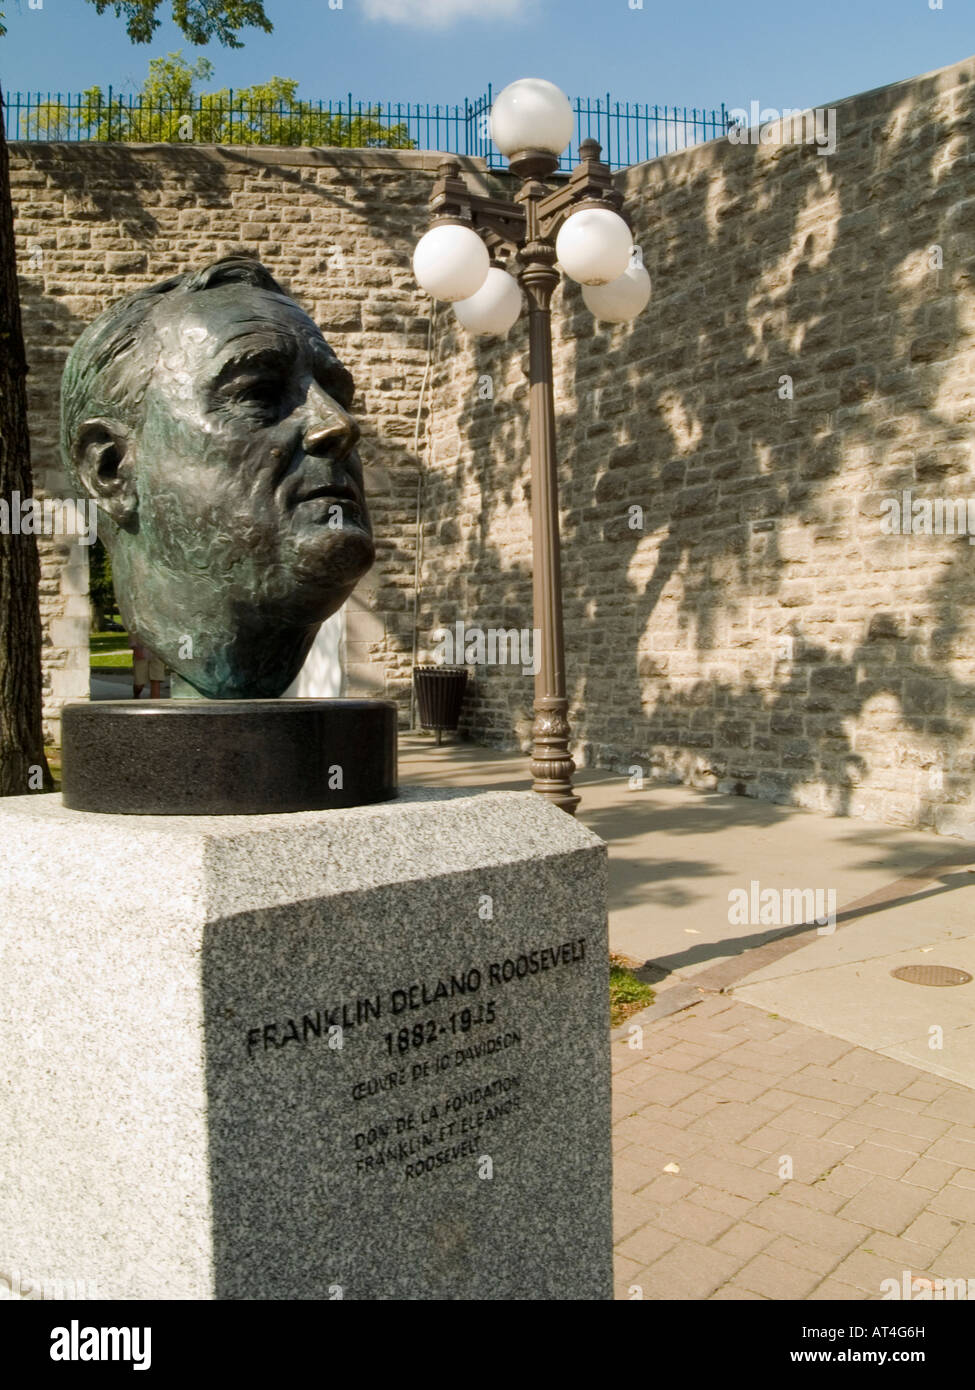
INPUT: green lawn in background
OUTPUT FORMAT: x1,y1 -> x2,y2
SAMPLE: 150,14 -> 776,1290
90,629 -> 131,669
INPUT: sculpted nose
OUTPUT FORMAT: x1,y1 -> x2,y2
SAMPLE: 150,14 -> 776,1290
303,386 -> 360,459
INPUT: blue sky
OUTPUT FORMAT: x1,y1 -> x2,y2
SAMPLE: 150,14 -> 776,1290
1,0 -> 972,114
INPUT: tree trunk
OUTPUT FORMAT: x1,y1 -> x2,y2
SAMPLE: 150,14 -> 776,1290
0,83 -> 53,795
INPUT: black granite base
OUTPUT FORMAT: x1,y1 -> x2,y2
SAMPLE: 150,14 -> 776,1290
61,699 -> 398,815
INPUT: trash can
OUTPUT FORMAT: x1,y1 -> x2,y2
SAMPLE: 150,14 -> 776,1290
413,666 -> 468,745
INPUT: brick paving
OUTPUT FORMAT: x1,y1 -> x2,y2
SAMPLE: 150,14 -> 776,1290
612,995 -> 975,1300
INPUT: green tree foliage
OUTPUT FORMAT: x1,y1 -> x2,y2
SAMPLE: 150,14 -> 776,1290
88,540 -> 117,632
4,0 -> 272,42
87,0 -> 272,47
27,52 -> 416,149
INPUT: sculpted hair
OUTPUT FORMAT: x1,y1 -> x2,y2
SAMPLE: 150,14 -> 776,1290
59,257 -> 289,485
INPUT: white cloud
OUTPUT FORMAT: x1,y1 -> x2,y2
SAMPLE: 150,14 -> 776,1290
361,0 -> 524,27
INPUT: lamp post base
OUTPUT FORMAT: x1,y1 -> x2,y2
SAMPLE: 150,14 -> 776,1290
531,779 -> 581,817
531,698 -> 580,815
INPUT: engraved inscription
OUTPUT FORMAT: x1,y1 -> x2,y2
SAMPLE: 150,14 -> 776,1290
239,935 -> 589,1183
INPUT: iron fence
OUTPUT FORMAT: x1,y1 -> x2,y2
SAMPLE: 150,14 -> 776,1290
3,86 -> 731,171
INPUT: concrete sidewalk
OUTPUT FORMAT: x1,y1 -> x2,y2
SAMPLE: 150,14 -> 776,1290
400,736 -> 975,1062
400,735 -> 975,1298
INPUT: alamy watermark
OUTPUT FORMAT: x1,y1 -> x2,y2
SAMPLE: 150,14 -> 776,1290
728,880 -> 836,934
1,1268 -> 99,1300
431,621 -> 540,676
0,492 -> 97,546
881,1269 -> 974,1300
50,1320 -> 151,1371
880,490 -> 975,544
727,103 -> 837,156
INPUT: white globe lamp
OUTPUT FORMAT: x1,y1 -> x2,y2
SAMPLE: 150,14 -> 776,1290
555,206 -> 632,286
490,78 -> 574,159
453,267 -> 524,336
412,222 -> 490,303
582,256 -> 652,323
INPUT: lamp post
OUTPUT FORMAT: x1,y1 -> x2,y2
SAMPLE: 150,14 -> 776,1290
412,79 -> 651,815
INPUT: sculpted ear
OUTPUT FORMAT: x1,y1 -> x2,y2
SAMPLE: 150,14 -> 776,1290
72,418 -> 137,528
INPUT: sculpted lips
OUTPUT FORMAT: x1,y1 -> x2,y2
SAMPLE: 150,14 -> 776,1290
294,483 -> 357,505
289,478 -> 364,520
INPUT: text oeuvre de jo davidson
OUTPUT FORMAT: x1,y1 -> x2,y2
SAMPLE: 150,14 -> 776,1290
244,936 -> 588,1058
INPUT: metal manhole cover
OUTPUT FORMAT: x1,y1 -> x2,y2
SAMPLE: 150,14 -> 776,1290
891,964 -> 973,987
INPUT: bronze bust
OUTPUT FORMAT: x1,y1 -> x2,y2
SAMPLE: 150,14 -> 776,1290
60,257 -> 374,698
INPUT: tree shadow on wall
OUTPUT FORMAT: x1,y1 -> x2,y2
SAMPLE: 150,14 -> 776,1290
567,72 -> 975,826
22,140 -> 381,250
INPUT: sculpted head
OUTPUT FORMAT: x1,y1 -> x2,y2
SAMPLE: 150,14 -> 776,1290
60,257 -> 374,698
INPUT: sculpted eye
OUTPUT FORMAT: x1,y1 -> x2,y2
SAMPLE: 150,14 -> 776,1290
311,350 -> 354,411
226,376 -> 284,411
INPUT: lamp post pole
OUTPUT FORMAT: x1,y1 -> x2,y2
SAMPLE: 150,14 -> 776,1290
420,134 -> 630,817
518,183 -> 578,814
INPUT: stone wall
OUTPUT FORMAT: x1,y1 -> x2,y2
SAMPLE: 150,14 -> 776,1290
9,142 -> 498,734
419,55 -> 975,835
13,50 -> 975,834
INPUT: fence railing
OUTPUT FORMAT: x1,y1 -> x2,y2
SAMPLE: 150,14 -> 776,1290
3,86 -> 731,171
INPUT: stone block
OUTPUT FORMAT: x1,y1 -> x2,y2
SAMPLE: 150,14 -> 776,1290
105,251 -> 148,275
49,668 -> 89,700
0,787 -> 611,1301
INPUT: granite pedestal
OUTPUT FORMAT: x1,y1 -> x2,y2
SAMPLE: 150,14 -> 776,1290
60,699 -> 398,814
0,788 -> 611,1301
